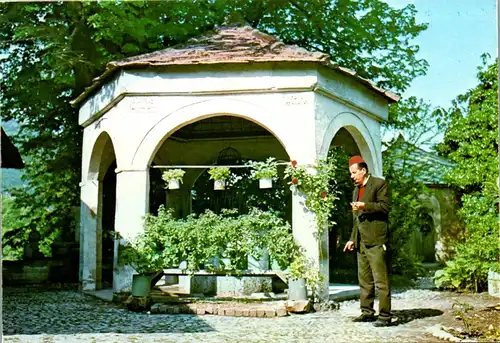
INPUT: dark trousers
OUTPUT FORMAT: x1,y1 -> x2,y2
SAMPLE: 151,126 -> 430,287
357,242 -> 391,320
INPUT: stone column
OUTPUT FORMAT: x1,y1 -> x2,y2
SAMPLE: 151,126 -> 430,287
113,169 -> 150,293
80,180 -> 99,292
96,182 -> 103,290
165,188 -> 191,219
175,172 -> 196,293
292,189 -> 330,301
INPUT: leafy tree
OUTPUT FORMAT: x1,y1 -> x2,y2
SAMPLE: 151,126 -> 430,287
227,0 -> 429,92
384,96 -> 448,150
0,1 -> 428,251
434,56 -> 499,292
2,196 -> 30,260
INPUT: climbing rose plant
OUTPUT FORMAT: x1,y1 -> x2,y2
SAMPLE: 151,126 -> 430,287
284,152 -> 342,236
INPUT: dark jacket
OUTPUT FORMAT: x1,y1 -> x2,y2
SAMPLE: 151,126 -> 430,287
350,175 -> 391,249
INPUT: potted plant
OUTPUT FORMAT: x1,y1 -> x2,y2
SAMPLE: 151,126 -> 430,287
161,169 -> 185,190
250,157 -> 278,189
287,253 -> 308,301
119,235 -> 164,297
208,167 -> 231,190
286,252 -> 324,301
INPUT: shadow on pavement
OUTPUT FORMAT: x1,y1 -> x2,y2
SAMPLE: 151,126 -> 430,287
3,288 -> 215,335
392,308 -> 444,325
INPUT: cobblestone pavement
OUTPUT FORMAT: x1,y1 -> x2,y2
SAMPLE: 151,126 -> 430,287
2,287 -> 491,343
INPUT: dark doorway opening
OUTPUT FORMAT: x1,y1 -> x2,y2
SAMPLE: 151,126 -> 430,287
101,160 -> 116,289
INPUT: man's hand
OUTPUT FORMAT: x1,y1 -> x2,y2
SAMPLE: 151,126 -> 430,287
350,202 -> 366,211
343,240 -> 355,252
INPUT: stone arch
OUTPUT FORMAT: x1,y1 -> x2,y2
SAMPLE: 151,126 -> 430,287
88,131 -> 117,181
321,112 -> 381,283
418,193 -> 443,262
131,98 -> 291,170
319,111 -> 380,176
85,130 -> 118,290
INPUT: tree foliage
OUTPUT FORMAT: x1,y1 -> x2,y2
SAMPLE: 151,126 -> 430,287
2,196 -> 30,260
384,96 -> 448,150
434,56 -> 499,292
382,95 -> 449,284
383,144 -> 430,283
229,0 -> 429,92
0,1 -> 428,251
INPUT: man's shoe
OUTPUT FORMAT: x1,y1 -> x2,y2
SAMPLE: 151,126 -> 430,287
352,314 -> 376,322
372,318 -> 392,327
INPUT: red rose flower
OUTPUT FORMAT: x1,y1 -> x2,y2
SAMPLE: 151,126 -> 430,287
291,160 -> 297,167
291,178 -> 299,185
321,192 -> 327,199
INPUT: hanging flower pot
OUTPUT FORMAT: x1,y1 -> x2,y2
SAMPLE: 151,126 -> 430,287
214,179 -> 226,191
250,157 -> 278,189
208,167 -> 231,191
168,179 -> 180,190
162,169 -> 185,190
259,177 -> 273,189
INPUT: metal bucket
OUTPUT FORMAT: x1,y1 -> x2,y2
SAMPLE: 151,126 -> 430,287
288,278 -> 307,300
131,274 -> 153,297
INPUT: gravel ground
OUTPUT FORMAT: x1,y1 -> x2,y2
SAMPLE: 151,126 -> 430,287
2,287 -> 495,343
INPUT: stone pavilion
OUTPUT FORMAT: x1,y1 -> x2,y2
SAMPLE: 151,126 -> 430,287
72,25 -> 399,299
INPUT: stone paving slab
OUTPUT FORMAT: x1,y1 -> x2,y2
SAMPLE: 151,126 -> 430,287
2,287 -> 470,343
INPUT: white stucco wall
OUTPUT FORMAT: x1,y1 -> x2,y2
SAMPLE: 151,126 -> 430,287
78,64 -> 318,128
314,92 -> 384,177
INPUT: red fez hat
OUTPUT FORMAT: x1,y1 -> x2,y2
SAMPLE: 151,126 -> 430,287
348,155 -> 364,167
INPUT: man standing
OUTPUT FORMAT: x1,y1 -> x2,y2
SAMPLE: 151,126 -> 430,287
343,155 -> 392,327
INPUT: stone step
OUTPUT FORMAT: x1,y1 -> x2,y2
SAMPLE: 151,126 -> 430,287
329,283 -> 360,301
150,301 -> 288,317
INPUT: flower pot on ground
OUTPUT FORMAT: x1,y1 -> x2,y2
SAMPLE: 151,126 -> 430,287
162,169 -> 185,190
288,254 -> 309,300
208,167 -> 231,191
288,277 -> 307,300
132,273 -> 155,297
248,248 -> 270,271
287,252 -> 324,301
118,237 -> 165,297
250,157 -> 278,189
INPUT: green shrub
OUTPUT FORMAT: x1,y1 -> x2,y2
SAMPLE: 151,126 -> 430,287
383,145 -> 428,282
434,58 -> 499,292
135,206 -> 300,273
434,194 -> 499,292
2,196 -> 31,260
